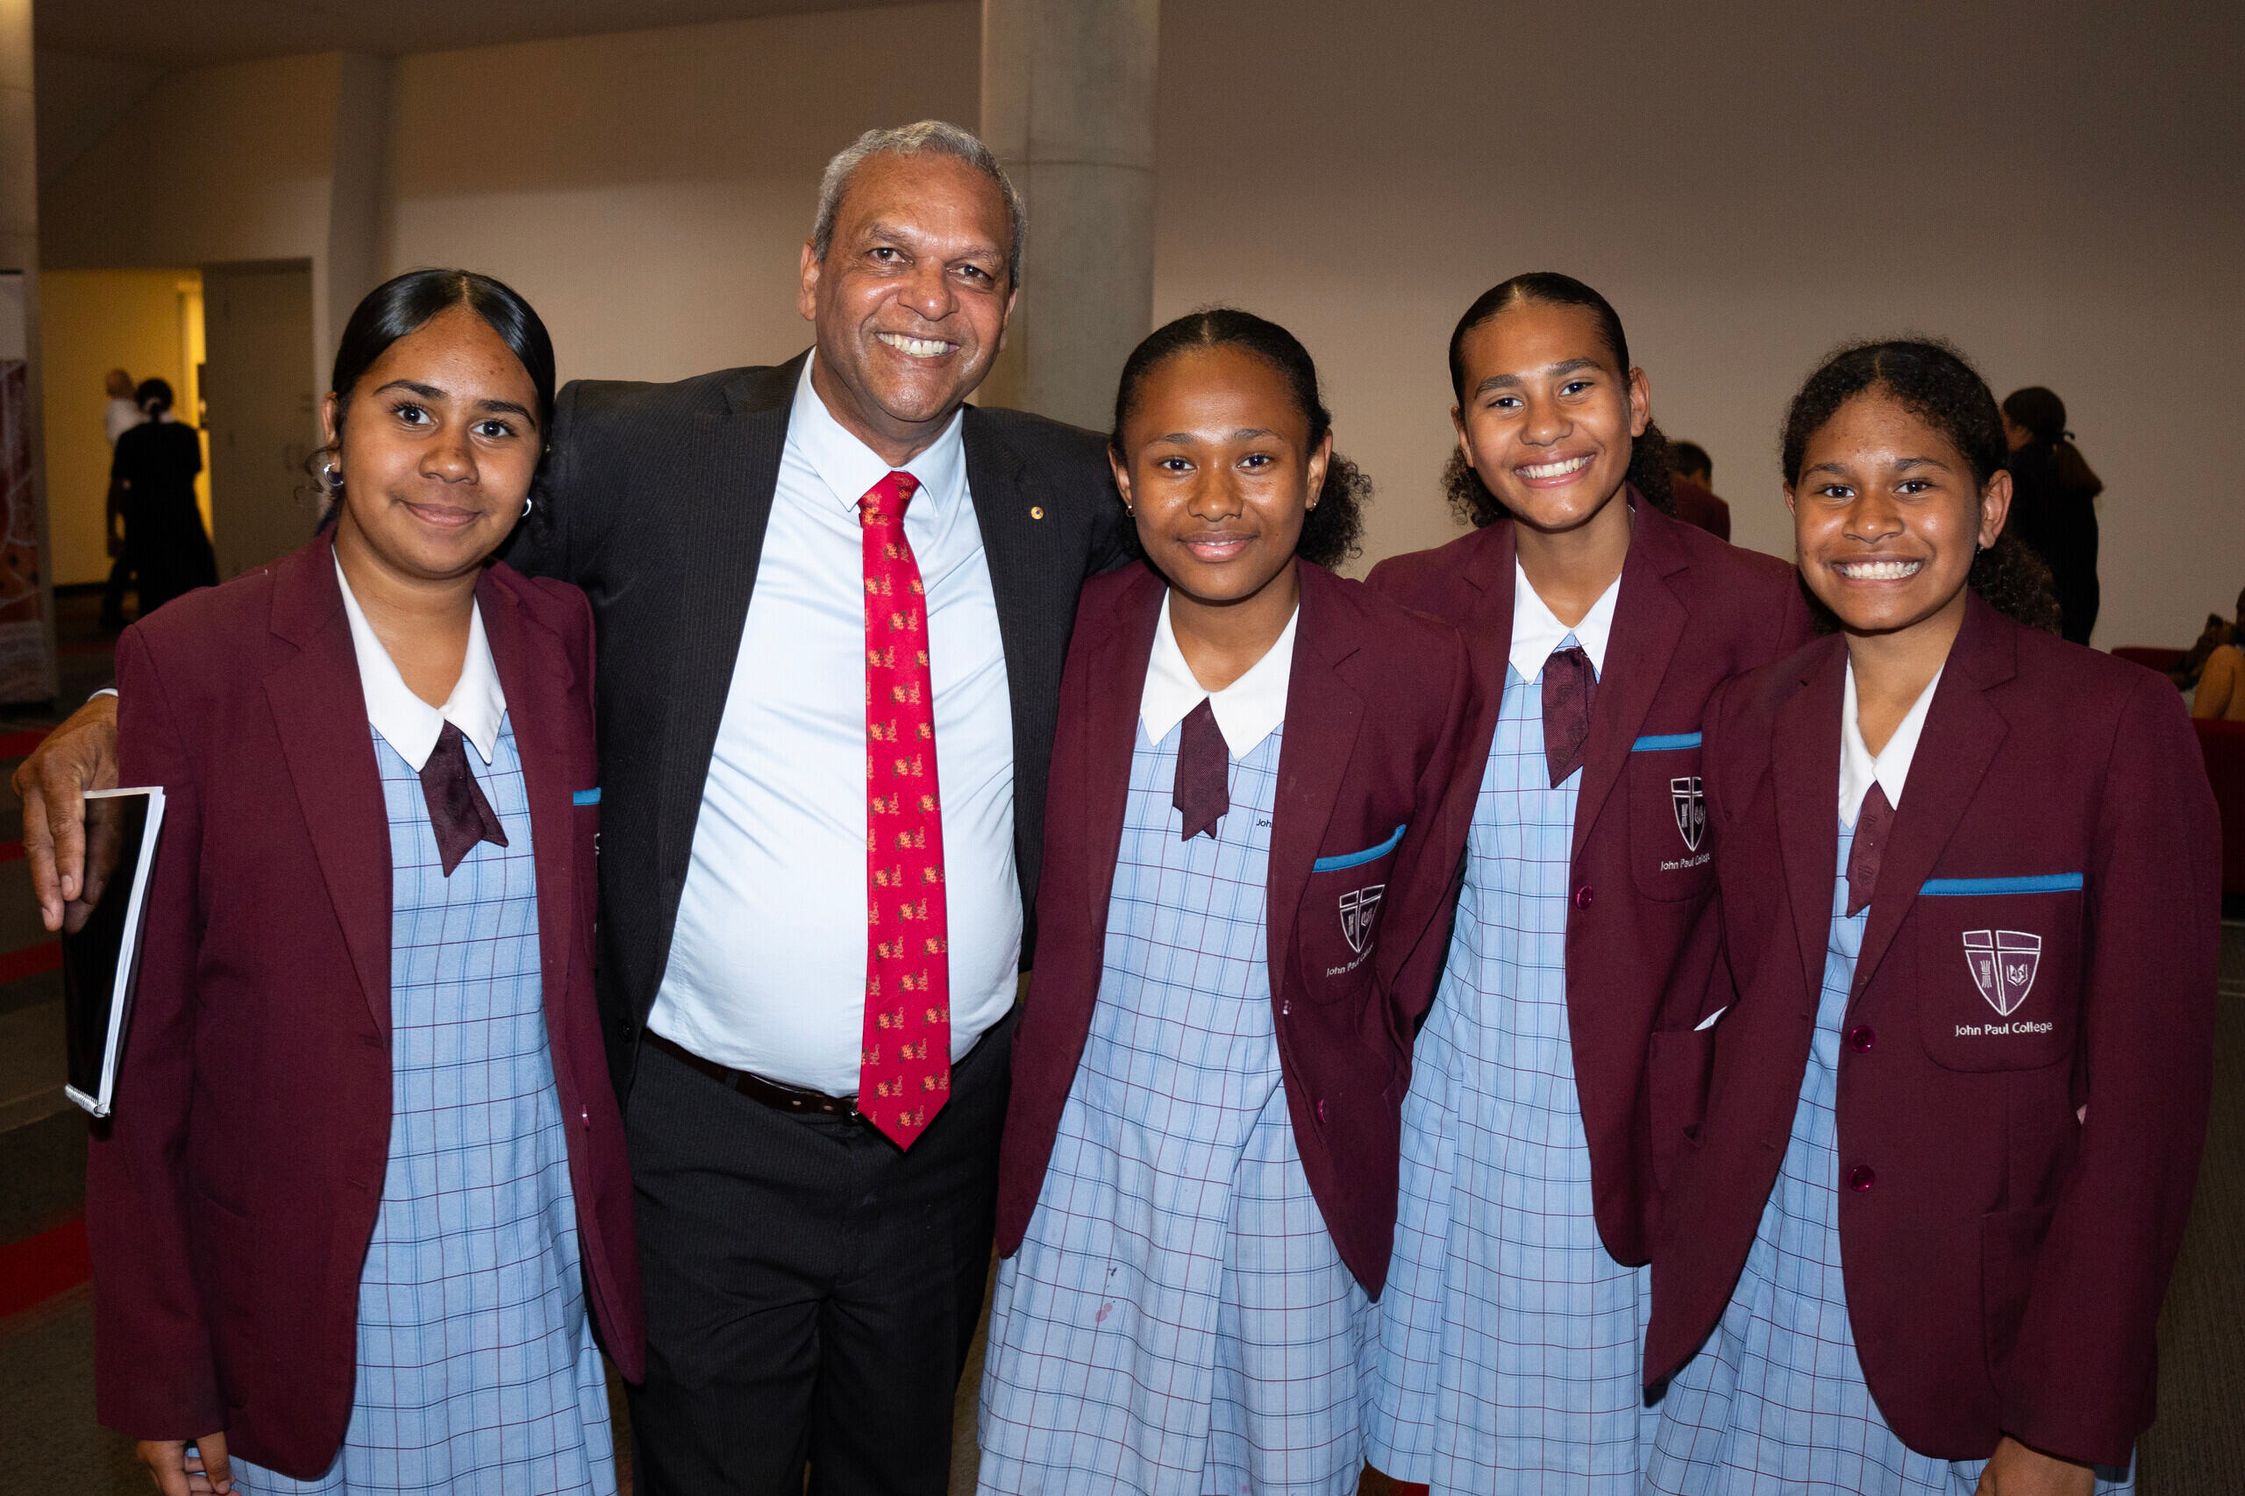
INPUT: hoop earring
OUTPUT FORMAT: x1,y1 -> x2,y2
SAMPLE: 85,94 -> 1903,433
522,496 -> 535,519
321,461 -> 341,491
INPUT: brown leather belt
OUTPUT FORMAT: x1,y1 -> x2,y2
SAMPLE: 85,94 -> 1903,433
644,1031 -> 860,1118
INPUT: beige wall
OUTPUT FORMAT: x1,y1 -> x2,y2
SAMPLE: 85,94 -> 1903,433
383,2 -> 980,386
1150,1 -> 2245,649
37,268 -> 206,587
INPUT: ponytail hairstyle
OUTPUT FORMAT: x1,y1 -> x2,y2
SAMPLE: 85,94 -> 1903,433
1111,307 -> 1371,568
2001,385 -> 2103,498
134,377 -> 175,419
1782,336 -> 2055,631
1443,271 -> 1674,528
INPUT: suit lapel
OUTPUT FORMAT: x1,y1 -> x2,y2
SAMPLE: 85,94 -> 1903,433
263,541 -> 393,1037
962,411 -> 1049,890
654,360 -> 795,874
1077,568 -> 1164,931
1772,641 -> 1848,1008
1269,567 -> 1364,1001
478,574 -> 580,1080
1849,599 -> 2014,1003
1572,508 -> 1685,859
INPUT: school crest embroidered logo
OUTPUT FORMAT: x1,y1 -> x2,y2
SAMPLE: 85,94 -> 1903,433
1962,929 -> 2042,1016
1339,884 -> 1386,956
1669,775 -> 1707,853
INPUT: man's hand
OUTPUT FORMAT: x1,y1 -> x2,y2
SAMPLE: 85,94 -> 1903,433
11,693 -> 121,932
1974,1436 -> 2097,1496
135,1432 -> 233,1495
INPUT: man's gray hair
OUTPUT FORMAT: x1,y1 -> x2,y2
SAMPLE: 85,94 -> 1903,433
812,120 -> 1027,288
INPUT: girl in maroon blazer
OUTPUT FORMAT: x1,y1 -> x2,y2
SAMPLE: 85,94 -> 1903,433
1360,273 -> 1813,1495
90,271 -> 640,1495
1643,339 -> 2217,1494
978,309 -> 1477,1495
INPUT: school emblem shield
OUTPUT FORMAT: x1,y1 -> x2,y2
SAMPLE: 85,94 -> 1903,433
1339,884 -> 1386,956
1669,775 -> 1707,853
1962,929 -> 2042,1016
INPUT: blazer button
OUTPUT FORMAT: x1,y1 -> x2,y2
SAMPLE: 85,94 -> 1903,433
1848,1165 -> 1876,1193
1316,1098 -> 1328,1124
1572,884 -> 1595,910
1847,1025 -> 1876,1053
1281,999 -> 1291,1017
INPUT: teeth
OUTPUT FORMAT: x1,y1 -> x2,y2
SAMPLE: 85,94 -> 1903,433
1519,455 -> 1593,479
878,333 -> 952,357
1835,560 -> 1922,580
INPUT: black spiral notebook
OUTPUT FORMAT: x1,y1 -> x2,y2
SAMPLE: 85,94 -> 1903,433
62,786 -> 168,1119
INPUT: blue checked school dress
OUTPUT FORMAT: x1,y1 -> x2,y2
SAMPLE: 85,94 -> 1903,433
232,719 -> 617,1496
978,720 -> 1369,1496
1364,648 -> 1652,1494
1643,813 -> 2132,1496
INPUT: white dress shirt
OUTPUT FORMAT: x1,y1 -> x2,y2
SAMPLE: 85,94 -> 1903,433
336,556 -> 506,768
1839,659 -> 1943,822
1509,558 -> 1622,681
648,356 -> 1018,1093
1139,592 -> 1298,756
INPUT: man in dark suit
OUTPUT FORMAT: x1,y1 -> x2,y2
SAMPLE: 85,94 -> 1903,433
19,120 -> 1129,1496
1666,438 -> 1734,540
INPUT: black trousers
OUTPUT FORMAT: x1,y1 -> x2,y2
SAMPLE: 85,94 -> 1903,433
625,1007 -> 1014,1496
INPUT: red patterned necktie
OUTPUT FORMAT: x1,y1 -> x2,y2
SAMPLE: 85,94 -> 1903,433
1541,644 -> 1596,787
1173,699 -> 1230,840
1846,783 -> 1894,917
857,470 -> 951,1147
418,721 -> 508,876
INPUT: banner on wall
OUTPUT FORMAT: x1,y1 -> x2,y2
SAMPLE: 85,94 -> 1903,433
0,270 -> 58,703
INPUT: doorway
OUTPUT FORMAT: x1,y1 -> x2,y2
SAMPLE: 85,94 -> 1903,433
200,261 -> 317,579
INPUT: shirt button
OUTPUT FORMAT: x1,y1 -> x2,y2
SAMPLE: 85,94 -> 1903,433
1572,885 -> 1595,910
1849,1165 -> 1877,1193
1848,1025 -> 1876,1053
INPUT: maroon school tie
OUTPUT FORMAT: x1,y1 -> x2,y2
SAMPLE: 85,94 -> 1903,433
857,470 -> 951,1148
1847,783 -> 1894,917
1174,699 -> 1230,840
418,721 -> 508,876
1541,644 -> 1596,787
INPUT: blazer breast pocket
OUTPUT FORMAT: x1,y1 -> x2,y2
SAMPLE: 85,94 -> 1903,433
1303,823 -> 1405,997
1913,874 -> 2083,1072
1627,733 -> 1715,902
572,788 -> 602,938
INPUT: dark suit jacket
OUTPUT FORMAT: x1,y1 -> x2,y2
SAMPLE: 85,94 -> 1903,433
1668,477 -> 1733,541
509,355 -> 1130,1079
1367,499 -> 1815,1264
90,537 -> 642,1477
994,562 -> 1479,1293
1645,597 -> 2219,1466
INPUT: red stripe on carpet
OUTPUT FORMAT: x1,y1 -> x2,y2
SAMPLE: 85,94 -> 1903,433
0,1216 -> 90,1317
0,941 -> 61,984
0,729 -> 49,758
0,841 -> 21,863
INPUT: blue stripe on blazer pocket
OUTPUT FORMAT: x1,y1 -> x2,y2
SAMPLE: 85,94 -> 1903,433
1311,823 -> 1407,873
1630,732 -> 1703,752
1919,873 -> 2083,895
573,787 -> 601,806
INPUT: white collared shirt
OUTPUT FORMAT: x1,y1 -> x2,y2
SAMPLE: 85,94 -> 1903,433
1140,592 -> 1297,757
1509,559 -> 1622,682
648,354 -> 1019,1094
1839,659 -> 1943,823
335,556 -> 505,771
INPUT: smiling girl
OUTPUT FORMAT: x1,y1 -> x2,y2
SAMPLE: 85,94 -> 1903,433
1641,339 -> 2217,1495
976,309 -> 1477,1495
90,270 -> 639,1496
1359,273 -> 1815,1494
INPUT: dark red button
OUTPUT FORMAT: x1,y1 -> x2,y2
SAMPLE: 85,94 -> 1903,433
1848,1026 -> 1876,1052
1573,885 -> 1595,910
1848,1165 -> 1876,1193
1316,1098 -> 1328,1124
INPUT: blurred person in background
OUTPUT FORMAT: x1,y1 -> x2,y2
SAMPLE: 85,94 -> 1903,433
2000,385 -> 2101,645
109,376 -> 217,618
100,367 -> 145,631
1665,437 -> 1732,539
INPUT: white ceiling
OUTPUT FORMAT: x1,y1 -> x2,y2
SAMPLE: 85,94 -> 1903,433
31,0 -> 906,67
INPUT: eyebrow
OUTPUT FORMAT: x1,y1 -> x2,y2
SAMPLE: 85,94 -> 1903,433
861,220 -> 1002,261
372,379 -> 536,425
1473,358 -> 1602,396
1150,427 -> 1278,445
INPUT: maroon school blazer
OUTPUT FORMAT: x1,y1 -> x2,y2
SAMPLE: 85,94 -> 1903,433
994,561 -> 1479,1294
1645,597 -> 2219,1466
1367,497 -> 1814,1265
89,537 -> 643,1477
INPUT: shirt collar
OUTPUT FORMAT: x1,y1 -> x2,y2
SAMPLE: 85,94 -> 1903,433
335,555 -> 506,772
1509,558 -> 1622,680
1839,658 -> 1943,824
1140,591 -> 1298,758
788,351 -> 967,517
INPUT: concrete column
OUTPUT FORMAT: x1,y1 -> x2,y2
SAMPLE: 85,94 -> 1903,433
978,0 -> 1158,431
0,0 -> 58,702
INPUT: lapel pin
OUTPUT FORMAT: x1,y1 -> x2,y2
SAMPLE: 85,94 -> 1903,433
1029,506 -> 1044,520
